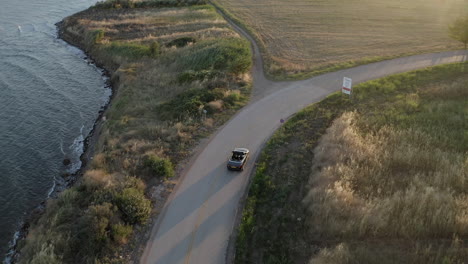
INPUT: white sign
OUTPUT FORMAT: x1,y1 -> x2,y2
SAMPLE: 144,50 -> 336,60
342,77 -> 352,95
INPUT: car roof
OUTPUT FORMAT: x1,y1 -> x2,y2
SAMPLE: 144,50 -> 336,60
233,147 -> 249,153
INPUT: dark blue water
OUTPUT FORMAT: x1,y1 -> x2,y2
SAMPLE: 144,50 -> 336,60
0,0 -> 110,259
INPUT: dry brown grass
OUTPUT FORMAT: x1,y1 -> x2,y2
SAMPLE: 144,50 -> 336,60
213,0 -> 468,77
79,7 -> 237,45
206,99 -> 224,111
304,112 -> 468,240
303,103 -> 467,261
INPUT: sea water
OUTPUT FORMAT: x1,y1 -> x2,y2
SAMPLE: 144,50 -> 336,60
0,0 -> 109,259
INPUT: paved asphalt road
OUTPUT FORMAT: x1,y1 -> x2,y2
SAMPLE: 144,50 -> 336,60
140,9 -> 468,264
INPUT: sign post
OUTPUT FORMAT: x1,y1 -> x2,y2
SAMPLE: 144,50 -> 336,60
342,77 -> 352,98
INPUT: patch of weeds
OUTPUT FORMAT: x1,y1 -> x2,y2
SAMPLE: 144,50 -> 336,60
101,42 -> 151,59
86,29 -> 105,45
177,70 -> 221,84
176,38 -> 252,75
159,86 -> 247,121
166,37 -> 197,48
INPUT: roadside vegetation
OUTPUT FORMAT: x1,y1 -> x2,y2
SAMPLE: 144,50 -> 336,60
236,62 -> 468,263
18,1 -> 251,263
449,16 -> 468,49
212,0 -> 468,79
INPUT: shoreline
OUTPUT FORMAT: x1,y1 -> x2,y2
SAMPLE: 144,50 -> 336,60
4,20 -> 116,264
8,4 -> 256,263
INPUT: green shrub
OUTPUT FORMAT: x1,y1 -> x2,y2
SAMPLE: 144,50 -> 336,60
144,155 -> 175,179
120,176 -> 146,191
115,188 -> 151,224
111,224 -> 133,245
166,37 -> 197,48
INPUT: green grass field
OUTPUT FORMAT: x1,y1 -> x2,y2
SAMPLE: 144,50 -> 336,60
18,2 -> 252,263
213,0 -> 468,79
236,62 -> 468,263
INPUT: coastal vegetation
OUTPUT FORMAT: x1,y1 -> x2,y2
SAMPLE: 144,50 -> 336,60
18,1 -> 251,263
235,62 -> 468,263
212,0 -> 468,79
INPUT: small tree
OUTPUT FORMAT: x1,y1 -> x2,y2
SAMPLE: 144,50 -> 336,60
448,17 -> 468,49
150,42 -> 160,57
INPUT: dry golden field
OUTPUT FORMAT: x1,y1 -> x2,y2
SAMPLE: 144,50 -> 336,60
213,0 -> 468,78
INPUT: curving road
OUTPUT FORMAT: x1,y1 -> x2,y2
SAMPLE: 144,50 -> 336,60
140,8 -> 468,264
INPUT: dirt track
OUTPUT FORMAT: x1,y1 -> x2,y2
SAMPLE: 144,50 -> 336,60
139,8 -> 468,264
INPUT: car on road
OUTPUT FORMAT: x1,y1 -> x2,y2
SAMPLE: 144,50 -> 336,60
227,148 -> 249,171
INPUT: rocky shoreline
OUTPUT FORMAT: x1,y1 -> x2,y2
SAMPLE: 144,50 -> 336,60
5,21 -> 116,264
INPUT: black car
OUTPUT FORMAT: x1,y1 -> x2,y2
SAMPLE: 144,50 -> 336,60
227,148 -> 249,171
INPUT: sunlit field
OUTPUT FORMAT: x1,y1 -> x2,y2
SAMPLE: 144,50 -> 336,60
213,0 -> 468,78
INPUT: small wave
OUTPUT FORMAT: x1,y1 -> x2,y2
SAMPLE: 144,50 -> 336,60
3,60 -> 45,85
47,175 -> 66,199
4,230 -> 20,264
17,24 -> 35,33
47,177 -> 56,197
4,53 -> 42,64
68,125 -> 85,173
59,140 -> 66,155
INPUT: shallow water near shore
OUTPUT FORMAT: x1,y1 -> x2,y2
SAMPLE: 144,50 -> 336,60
0,0 -> 108,259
